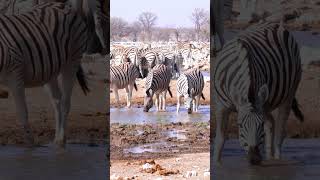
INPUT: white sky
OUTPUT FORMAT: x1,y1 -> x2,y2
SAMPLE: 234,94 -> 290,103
110,0 -> 209,28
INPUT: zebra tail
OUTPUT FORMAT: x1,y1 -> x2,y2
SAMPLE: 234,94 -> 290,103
201,93 -> 205,100
168,86 -> 173,98
77,65 -> 90,95
291,98 -> 304,122
134,82 -> 138,91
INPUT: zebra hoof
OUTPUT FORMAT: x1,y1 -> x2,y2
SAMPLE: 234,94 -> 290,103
54,138 -> 66,148
187,109 -> 192,114
248,147 -> 262,165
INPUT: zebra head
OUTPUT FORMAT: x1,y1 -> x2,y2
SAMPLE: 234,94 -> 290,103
143,88 -> 153,112
185,88 -> 194,114
235,84 -> 269,165
139,57 -> 149,78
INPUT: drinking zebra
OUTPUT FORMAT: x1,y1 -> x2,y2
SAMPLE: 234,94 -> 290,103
176,68 -> 205,114
110,62 -> 140,108
213,22 -> 304,165
143,64 -> 173,112
0,2 -> 104,147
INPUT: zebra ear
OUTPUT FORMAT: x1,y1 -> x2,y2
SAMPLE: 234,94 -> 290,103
258,84 -> 269,105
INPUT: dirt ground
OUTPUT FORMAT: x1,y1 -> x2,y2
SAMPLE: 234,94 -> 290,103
110,122 -> 210,179
0,59 -> 108,146
111,153 -> 210,180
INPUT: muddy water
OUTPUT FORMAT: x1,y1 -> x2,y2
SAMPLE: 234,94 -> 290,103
0,144 -> 106,179
212,139 -> 320,180
110,105 -> 210,124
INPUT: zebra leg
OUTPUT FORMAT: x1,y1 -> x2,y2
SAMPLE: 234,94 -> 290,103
192,98 -> 196,112
264,113 -> 275,160
274,101 -> 292,159
113,88 -> 120,107
195,95 -> 201,112
125,86 -> 130,108
127,84 -> 134,108
44,78 -> 63,146
54,64 -> 77,147
213,105 -> 231,164
162,91 -> 167,111
9,78 -> 34,146
155,94 -> 160,111
176,94 -> 182,113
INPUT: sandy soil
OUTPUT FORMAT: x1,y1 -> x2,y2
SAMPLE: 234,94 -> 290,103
110,122 -> 210,179
0,59 -> 108,146
111,153 -> 210,180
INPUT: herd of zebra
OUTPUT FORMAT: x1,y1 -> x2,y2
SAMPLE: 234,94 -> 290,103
110,42 -> 209,114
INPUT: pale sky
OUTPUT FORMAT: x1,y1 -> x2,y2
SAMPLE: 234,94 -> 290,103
110,0 -> 209,28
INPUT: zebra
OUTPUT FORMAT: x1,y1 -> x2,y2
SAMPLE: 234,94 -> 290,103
213,22 -> 304,165
110,62 -> 140,108
156,50 -> 180,79
143,64 -> 173,112
121,46 -> 148,78
34,0 -> 109,55
176,68 -> 205,114
0,2 -> 104,147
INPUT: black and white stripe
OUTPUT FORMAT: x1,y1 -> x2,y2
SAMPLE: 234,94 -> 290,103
176,68 -> 205,114
213,22 -> 304,165
110,62 -> 140,108
0,2 -> 101,146
143,64 -> 173,112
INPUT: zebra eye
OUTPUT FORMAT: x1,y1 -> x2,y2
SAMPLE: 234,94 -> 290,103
239,124 -> 243,128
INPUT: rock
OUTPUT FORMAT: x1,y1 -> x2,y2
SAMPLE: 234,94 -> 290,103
185,170 -> 198,178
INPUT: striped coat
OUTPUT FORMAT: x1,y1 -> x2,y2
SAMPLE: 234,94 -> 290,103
176,68 -> 205,114
0,2 -> 93,146
213,22 -> 303,165
110,62 -> 140,108
143,64 -> 172,112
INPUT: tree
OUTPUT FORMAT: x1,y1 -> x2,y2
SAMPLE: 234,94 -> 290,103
129,21 -> 142,42
110,17 -> 128,41
174,27 -> 183,42
190,8 -> 208,41
138,11 -> 157,42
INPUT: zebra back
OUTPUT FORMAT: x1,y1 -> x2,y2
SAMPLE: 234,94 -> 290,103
145,64 -> 172,95
110,62 -> 140,89
214,22 -> 302,112
177,68 -> 204,97
0,2 -> 88,82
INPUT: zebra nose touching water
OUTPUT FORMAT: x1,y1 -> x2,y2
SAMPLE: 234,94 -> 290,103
143,64 -> 173,112
176,68 -> 205,114
213,22 -> 304,165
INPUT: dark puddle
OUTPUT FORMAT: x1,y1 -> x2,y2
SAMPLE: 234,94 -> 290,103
212,139 -> 320,180
0,144 -> 106,179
